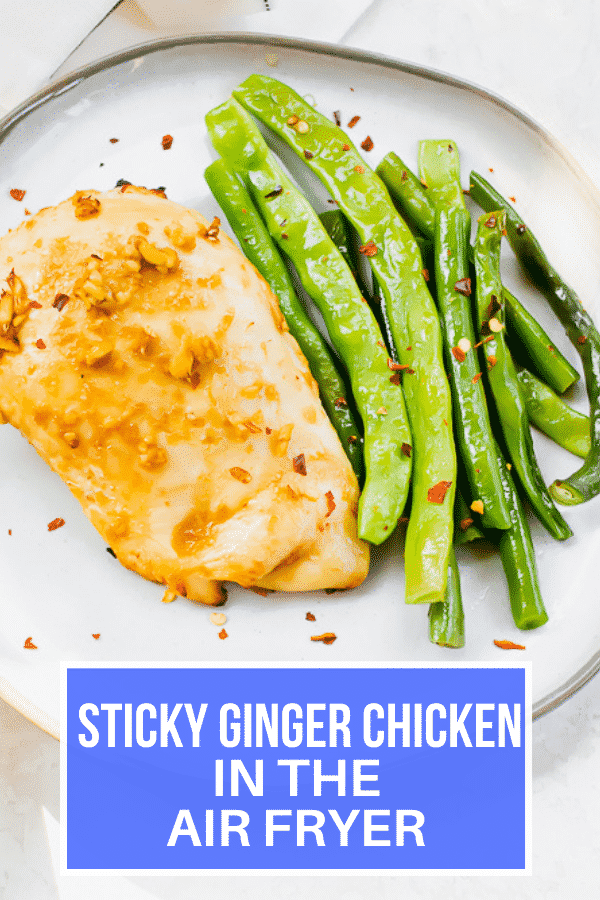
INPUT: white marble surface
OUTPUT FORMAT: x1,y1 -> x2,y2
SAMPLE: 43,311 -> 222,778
3,0 -> 600,896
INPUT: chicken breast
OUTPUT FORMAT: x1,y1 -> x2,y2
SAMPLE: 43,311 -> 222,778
0,187 -> 369,604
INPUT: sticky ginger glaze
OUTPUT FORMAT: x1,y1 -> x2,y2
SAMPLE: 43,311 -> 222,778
0,187 -> 369,604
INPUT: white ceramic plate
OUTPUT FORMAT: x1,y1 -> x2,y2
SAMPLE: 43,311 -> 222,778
1,35 -> 599,737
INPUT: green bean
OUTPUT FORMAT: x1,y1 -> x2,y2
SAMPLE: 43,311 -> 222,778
206,98 -> 412,543
429,489 -> 487,648
234,75 -> 456,605
517,367 -> 591,459
377,154 -> 578,393
473,209 -> 572,541
504,286 -> 579,394
376,152 -> 435,237
492,441 -> 549,630
205,158 -> 363,479
455,490 -> 484,545
418,139 -> 511,530
428,547 -> 465,648
470,171 -> 600,506
428,490 -> 482,649
319,209 -> 371,301
319,209 -> 389,341
414,233 -> 433,260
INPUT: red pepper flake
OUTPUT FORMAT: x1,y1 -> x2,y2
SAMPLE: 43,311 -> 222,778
347,115 -> 360,128
361,136 -> 374,152
577,335 -> 587,345
35,339 -> 46,349
281,233 -> 289,239
266,427 -> 272,435
311,632 -> 337,644
342,142 -> 350,151
406,346 -> 412,351
422,268 -> 429,281
29,300 -> 42,309
494,639 -> 526,650
484,214 -> 497,228
306,612 -> 316,621
473,335 -> 494,349
548,345 -> 554,351
389,372 -> 401,385
218,628 -> 228,640
304,149 -> 314,159
377,340 -> 385,349
47,517 -> 65,531
359,240 -> 378,257
333,110 -> 341,126
293,453 -> 307,476
401,170 -> 408,182
53,293 -> 70,311
24,209 -> 31,216
264,185 -> 283,200
109,137 -> 119,143
509,196 -> 516,203
472,372 -> 483,384
348,435 -> 358,444
451,346 -> 466,362
487,355 -> 497,369
401,442 -> 412,458
92,633 -> 100,640
334,397 -> 348,408
161,134 -> 173,150
454,277 -> 472,296
24,637 -> 37,649
427,480 -> 452,504
10,188 -> 25,201
387,358 -> 409,371
354,165 -> 365,174
325,491 -> 336,517
460,517 -> 474,531
8,529 -> 11,535
516,224 -> 527,235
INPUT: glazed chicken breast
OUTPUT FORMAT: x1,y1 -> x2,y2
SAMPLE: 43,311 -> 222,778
0,187 -> 369,604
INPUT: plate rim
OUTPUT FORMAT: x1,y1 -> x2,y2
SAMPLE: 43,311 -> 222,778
0,31 -> 598,730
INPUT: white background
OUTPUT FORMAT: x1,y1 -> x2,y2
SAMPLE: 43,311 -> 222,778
1,0 -> 600,897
